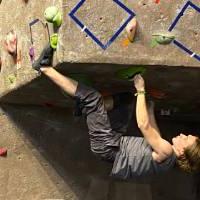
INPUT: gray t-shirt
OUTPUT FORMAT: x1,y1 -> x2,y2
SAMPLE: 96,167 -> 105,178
111,136 -> 176,179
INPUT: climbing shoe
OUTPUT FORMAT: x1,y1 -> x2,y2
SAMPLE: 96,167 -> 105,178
32,44 -> 54,71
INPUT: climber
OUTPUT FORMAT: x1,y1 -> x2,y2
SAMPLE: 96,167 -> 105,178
32,43 -> 200,179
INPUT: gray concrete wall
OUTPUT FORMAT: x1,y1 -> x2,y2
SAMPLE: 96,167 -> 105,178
1,1 -> 200,199
59,0 -> 200,66
0,0 -> 61,100
1,0 -> 200,105
0,104 -> 199,200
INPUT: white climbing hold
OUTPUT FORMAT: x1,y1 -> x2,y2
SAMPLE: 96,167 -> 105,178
125,18 -> 137,42
5,30 -> 17,56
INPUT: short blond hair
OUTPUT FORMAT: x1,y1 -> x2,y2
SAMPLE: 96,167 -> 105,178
177,138 -> 200,173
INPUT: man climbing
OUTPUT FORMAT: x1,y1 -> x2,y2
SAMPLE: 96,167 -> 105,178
32,45 -> 200,179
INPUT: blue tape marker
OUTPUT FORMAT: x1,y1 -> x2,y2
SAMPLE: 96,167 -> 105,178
188,1 -> 200,12
113,0 -> 135,16
68,0 -> 136,50
69,13 -> 84,29
85,28 -> 105,49
168,1 -> 190,31
29,19 -> 40,27
173,40 -> 200,62
194,54 -> 200,62
168,1 -> 200,62
173,40 -> 193,55
108,15 -> 134,45
70,0 -> 86,15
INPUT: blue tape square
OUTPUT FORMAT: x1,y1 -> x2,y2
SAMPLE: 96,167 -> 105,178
69,0 -> 136,50
168,1 -> 200,62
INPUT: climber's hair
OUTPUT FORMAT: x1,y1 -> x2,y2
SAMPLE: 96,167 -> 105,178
177,137 -> 200,173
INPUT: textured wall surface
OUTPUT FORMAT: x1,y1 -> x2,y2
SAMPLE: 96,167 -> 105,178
0,104 -> 199,200
1,1 -> 200,199
0,0 -> 61,100
59,0 -> 200,66
0,0 -> 200,111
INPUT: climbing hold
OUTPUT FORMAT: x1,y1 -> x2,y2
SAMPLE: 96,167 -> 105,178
7,74 -> 16,84
116,66 -> 146,81
5,30 -> 17,56
121,38 -> 130,47
152,33 -> 175,45
150,38 -> 158,48
50,33 -> 58,49
29,18 -> 50,64
43,102 -> 56,107
125,18 -> 137,42
155,0 -> 160,4
160,109 -> 171,116
0,148 -> 7,157
29,46 -> 35,63
148,88 -> 167,99
44,6 -> 62,27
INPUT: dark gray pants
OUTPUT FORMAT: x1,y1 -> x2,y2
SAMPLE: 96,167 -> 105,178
75,84 -> 134,162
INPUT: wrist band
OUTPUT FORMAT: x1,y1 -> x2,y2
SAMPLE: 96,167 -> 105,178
134,91 -> 146,96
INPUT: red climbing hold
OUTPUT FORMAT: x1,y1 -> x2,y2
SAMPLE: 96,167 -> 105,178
148,88 -> 167,99
0,148 -> 7,157
155,0 -> 160,4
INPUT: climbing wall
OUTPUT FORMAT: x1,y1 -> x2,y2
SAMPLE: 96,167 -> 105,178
59,0 -> 200,66
0,0 -> 200,110
0,0 -> 62,104
0,1 -> 200,200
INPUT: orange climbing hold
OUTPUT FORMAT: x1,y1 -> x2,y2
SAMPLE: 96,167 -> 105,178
121,38 -> 130,47
125,18 -> 137,42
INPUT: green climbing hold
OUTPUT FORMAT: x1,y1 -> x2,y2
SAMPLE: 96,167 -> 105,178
44,6 -> 58,21
7,74 -> 16,84
152,33 -> 175,45
50,33 -> 58,49
116,66 -> 146,81
44,6 -> 62,27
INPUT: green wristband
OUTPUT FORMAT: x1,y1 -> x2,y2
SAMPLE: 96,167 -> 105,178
134,91 -> 146,96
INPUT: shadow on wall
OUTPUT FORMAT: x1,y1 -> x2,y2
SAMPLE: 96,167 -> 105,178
0,75 -> 74,107
1,103 -> 200,200
1,65 -> 200,199
2,64 -> 200,116
0,103 -> 114,199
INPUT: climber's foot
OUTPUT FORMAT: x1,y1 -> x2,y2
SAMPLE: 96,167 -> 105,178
32,44 -> 54,71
